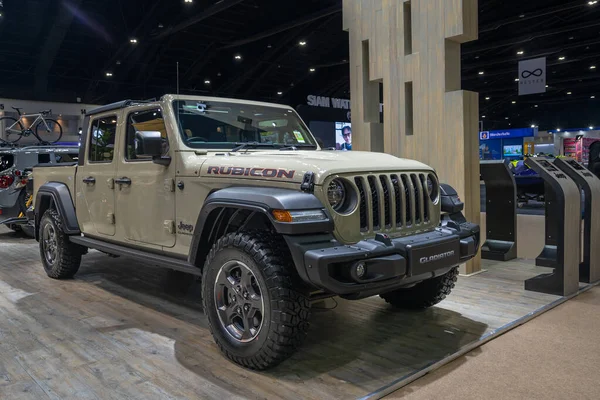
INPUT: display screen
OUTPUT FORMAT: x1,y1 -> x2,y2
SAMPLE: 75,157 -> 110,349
335,122 -> 352,151
503,145 -> 523,157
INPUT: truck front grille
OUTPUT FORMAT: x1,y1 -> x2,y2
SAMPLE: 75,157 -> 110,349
354,172 -> 436,235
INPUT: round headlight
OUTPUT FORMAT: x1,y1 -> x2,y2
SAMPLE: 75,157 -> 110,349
427,173 -> 439,202
327,179 -> 346,211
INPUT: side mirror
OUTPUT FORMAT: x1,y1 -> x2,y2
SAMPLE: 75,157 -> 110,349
134,131 -> 171,166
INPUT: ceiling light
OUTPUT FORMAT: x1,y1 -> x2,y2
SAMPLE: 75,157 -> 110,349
309,68 -> 316,72
590,126 -> 595,129
515,78 -> 519,82
592,95 -> 596,99
277,91 -> 283,95
591,66 -> 597,70
204,80 -> 210,84
478,71 -> 484,75
517,50 -> 524,55
184,0 -> 193,3
546,85 -> 549,88
299,41 -> 307,46
588,1 -> 598,5
505,117 -> 509,120
234,54 -> 242,60
482,115 -> 486,118
557,128 -> 561,132
106,72 -> 113,77
485,97 -> 490,100
567,92 -> 572,95
534,105 -> 539,107
531,125 -> 536,128
512,101 -> 516,104
559,56 -> 566,60
130,38 -> 137,44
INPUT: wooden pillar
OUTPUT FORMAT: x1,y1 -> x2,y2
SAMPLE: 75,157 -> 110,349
344,0 -> 481,273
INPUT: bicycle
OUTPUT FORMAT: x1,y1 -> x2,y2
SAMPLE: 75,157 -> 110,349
0,107 -> 63,144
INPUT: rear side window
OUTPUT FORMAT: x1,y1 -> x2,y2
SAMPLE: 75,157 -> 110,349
38,154 -> 51,164
89,116 -> 118,163
0,154 -> 14,171
55,153 -> 79,163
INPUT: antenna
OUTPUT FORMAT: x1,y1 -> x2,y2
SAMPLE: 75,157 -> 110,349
176,62 -> 180,97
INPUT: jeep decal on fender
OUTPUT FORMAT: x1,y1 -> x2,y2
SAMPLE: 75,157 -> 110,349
207,166 -> 295,179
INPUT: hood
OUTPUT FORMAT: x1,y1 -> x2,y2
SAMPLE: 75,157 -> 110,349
196,150 -> 433,185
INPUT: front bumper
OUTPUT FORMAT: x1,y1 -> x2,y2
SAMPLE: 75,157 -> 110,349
285,221 -> 480,299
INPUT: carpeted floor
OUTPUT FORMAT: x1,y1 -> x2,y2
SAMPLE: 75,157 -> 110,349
387,286 -> 600,400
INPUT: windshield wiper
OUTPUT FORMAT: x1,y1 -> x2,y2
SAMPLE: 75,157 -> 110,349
279,144 -> 317,151
230,142 -> 276,152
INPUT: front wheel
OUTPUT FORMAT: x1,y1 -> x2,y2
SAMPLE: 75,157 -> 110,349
202,231 -> 310,370
36,118 -> 63,144
380,267 -> 459,310
0,117 -> 24,143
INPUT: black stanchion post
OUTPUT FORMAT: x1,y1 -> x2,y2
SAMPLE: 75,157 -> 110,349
523,157 -> 580,296
553,157 -> 600,283
480,160 -> 517,261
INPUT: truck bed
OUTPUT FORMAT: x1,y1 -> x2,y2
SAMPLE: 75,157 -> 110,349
33,164 -> 77,207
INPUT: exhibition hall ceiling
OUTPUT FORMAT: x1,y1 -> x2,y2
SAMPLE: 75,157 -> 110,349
0,0 -> 598,130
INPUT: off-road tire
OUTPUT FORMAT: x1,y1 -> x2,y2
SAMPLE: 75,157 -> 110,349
380,267 -> 459,310
202,231 -> 310,370
39,209 -> 84,279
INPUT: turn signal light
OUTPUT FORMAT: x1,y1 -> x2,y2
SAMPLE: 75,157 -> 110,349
272,209 -> 327,223
272,210 -> 293,223
0,175 -> 14,189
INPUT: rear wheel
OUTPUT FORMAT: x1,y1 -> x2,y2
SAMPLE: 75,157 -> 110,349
36,118 -> 63,144
0,117 -> 24,143
380,267 -> 459,309
202,231 -> 310,370
39,209 -> 84,279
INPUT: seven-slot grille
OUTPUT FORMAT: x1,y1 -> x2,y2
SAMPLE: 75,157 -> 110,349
353,172 -> 435,234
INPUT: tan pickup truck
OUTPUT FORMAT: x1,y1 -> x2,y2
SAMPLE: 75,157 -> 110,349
32,94 -> 480,370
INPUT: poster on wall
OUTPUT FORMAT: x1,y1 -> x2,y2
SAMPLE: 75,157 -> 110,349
335,122 -> 352,151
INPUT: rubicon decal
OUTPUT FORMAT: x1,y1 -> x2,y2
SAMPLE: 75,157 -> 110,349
419,250 -> 455,264
207,166 -> 295,179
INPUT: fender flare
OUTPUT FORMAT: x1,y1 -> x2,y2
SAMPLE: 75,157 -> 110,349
188,186 -> 333,266
35,182 -> 80,240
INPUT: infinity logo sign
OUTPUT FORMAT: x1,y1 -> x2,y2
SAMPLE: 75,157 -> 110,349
521,69 -> 544,78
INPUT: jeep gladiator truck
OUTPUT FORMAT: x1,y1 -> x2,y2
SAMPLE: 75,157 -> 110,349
33,95 -> 479,370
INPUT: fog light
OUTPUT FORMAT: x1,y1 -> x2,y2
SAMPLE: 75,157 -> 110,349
355,262 -> 366,278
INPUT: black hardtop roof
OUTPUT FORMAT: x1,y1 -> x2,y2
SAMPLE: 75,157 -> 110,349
86,99 -> 157,117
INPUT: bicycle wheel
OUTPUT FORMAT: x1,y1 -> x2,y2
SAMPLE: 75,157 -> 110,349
0,117 -> 24,143
36,118 -> 63,144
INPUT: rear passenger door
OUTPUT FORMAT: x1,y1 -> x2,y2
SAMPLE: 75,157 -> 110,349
75,114 -> 119,237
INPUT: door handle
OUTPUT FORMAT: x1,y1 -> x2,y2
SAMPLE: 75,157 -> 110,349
115,177 -> 132,186
82,176 -> 96,184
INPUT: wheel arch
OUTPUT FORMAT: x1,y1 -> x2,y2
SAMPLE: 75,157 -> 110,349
35,182 -> 80,240
188,186 -> 333,269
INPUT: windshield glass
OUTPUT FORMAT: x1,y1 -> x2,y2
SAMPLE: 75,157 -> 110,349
173,100 -> 317,150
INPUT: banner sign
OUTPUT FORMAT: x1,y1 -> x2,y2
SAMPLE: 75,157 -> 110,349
480,128 -> 536,140
307,95 -> 384,112
518,57 -> 546,96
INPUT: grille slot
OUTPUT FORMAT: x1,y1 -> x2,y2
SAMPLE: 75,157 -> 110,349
411,174 -> 422,224
379,175 -> 392,228
355,177 -> 368,232
367,176 -> 380,230
391,174 -> 403,227
420,174 -> 430,222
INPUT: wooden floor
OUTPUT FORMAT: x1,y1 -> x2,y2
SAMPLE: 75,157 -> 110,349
0,227 -> 567,400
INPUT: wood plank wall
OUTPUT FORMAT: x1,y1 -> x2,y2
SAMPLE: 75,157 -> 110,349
343,0 -> 481,273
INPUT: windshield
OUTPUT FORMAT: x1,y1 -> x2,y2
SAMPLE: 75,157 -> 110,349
173,100 -> 317,150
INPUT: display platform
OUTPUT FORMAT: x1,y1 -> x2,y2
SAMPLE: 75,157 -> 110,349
0,227 -> 592,400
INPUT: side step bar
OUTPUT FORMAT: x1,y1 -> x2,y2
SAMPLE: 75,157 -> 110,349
69,236 -> 202,277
